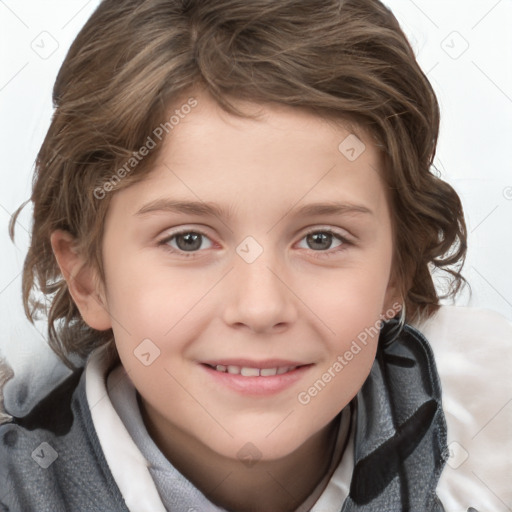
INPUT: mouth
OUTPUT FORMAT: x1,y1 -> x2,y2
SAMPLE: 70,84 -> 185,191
199,359 -> 314,395
202,363 -> 302,377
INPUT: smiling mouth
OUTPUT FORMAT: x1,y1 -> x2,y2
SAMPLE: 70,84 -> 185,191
203,363 -> 308,377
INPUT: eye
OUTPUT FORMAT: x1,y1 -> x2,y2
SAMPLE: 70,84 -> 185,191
157,227 -> 352,259
296,229 -> 351,255
158,230 -> 213,255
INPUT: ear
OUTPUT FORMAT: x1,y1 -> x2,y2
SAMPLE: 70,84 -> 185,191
50,229 -> 112,331
382,270 -> 402,319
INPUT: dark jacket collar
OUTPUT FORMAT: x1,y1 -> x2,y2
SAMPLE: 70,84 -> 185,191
342,319 -> 447,511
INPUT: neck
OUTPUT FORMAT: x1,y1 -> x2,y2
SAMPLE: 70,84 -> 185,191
140,400 -> 349,512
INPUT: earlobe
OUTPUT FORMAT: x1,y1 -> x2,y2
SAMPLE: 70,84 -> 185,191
50,229 -> 112,331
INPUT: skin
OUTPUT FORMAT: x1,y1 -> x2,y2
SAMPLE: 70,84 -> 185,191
51,91 -> 400,512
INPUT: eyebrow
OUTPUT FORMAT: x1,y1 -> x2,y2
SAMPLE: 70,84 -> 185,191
134,198 -> 373,220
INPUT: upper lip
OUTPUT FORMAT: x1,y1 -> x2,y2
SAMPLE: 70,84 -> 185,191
201,359 -> 310,369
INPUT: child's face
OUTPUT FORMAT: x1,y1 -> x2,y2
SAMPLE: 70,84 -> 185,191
95,92 -> 398,461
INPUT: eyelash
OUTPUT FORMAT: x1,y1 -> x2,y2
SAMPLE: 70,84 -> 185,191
157,228 -> 353,259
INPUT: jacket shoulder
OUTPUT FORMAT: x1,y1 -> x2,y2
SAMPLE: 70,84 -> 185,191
0,368 -> 129,511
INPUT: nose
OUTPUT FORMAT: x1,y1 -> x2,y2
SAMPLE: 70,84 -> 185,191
222,249 -> 298,334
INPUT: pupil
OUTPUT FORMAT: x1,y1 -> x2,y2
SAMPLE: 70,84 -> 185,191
307,232 -> 331,250
177,233 -> 201,251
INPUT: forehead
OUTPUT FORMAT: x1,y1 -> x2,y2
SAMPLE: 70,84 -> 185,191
106,93 -> 390,225
164,94 -> 375,168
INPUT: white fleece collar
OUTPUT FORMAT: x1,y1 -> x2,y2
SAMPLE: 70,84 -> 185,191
85,345 -> 167,512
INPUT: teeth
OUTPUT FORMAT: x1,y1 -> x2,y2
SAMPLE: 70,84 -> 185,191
212,365 -> 297,377
240,367 -> 260,377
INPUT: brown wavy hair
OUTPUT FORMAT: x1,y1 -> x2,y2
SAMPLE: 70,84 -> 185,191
9,0 -> 468,368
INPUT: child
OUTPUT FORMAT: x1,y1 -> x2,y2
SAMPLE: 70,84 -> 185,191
1,0 -> 511,510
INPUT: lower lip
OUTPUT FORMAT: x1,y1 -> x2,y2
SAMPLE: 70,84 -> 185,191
200,364 -> 314,396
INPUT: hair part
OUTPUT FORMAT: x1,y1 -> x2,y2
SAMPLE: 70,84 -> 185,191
9,0 -> 469,367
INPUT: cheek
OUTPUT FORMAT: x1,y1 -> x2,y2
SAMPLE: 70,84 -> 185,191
297,307 -> 380,424
308,260 -> 391,334
296,341 -> 377,435
299,258 -> 389,402
104,253 -> 207,333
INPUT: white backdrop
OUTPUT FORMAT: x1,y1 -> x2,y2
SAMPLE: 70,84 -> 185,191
1,0 -> 511,383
